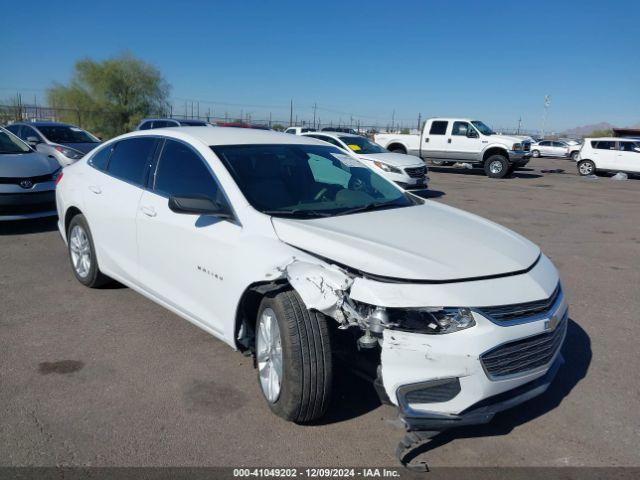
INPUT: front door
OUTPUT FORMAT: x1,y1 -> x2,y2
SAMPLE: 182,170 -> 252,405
136,139 -> 241,337
448,121 -> 482,161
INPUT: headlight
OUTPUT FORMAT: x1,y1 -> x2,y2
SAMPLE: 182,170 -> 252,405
373,160 -> 402,174
512,143 -> 523,151
54,145 -> 84,160
358,304 -> 476,335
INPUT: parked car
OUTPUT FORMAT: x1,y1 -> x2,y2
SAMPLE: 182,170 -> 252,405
530,140 -> 575,159
374,118 -> 531,178
5,121 -> 101,166
576,138 -> 640,176
215,122 -> 270,130
0,127 -> 61,220
56,127 -> 567,453
136,118 -> 211,130
284,127 -> 316,135
321,127 -> 358,135
302,131 -> 428,189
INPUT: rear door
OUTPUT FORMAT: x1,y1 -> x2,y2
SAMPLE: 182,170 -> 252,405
422,120 -> 449,160
448,121 -> 481,161
82,137 -> 159,283
590,140 -> 617,169
136,138 -> 241,336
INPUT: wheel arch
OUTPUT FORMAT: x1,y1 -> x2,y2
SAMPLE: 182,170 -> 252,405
64,206 -> 83,237
386,142 -> 407,153
482,146 -> 509,164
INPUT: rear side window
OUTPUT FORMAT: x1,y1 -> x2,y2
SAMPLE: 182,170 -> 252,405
429,121 -> 448,135
107,137 -> 157,185
619,142 -> 639,152
591,141 -> 615,150
154,139 -> 220,199
89,145 -> 113,171
5,124 -> 22,138
138,121 -> 153,130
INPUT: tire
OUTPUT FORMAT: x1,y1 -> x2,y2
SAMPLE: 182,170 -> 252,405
67,214 -> 111,288
577,159 -> 596,176
484,155 -> 510,178
389,146 -> 407,154
255,290 -> 332,423
532,150 -> 540,158
571,151 -> 579,161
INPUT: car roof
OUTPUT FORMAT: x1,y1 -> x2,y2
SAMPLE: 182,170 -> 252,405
139,118 -> 180,122
584,137 -> 624,141
118,126 -> 328,147
14,121 -> 77,127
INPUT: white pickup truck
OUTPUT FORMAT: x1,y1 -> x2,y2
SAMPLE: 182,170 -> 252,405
375,118 -> 531,178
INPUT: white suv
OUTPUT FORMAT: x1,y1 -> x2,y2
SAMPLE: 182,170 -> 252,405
56,127 -> 566,461
576,137 -> 640,176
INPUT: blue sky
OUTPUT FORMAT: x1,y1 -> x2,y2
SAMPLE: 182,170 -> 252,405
1,0 -> 639,131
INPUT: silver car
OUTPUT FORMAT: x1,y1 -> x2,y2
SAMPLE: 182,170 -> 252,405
5,121 -> 102,166
0,127 -> 61,221
531,140 -> 575,159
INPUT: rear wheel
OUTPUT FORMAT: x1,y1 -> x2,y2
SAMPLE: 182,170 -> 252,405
67,214 -> 111,288
532,149 -> 540,158
577,159 -> 596,176
484,155 -> 510,178
571,151 -> 579,161
256,290 -> 333,423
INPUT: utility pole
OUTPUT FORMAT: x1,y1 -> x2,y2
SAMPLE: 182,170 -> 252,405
289,99 -> 293,127
542,95 -> 551,138
391,110 -> 396,132
517,116 -> 522,135
312,102 -> 317,130
417,112 -> 422,132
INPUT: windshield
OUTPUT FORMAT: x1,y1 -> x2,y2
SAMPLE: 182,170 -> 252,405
212,144 -> 417,218
339,136 -> 387,154
0,129 -> 31,154
471,121 -> 495,136
37,125 -> 99,144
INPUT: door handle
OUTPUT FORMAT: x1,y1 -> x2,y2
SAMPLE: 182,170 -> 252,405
141,206 -> 157,217
447,138 -> 452,144
424,138 -> 429,143
88,185 -> 102,194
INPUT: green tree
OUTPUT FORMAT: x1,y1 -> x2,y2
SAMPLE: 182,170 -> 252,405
271,124 -> 285,131
47,53 -> 170,139
587,128 -> 613,138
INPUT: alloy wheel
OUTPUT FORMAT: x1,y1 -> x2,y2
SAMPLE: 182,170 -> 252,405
69,225 -> 92,278
256,307 -> 283,403
489,160 -> 503,174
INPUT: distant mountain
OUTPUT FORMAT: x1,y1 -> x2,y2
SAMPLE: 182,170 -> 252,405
562,122 -> 615,137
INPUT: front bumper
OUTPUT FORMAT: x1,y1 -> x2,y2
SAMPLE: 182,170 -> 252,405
508,150 -> 531,166
400,354 -> 563,431
0,187 -> 57,221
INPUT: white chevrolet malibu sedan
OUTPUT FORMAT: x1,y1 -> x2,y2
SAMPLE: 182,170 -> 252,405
56,127 -> 567,442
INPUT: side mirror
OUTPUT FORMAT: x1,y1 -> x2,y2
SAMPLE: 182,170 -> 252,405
26,136 -> 41,145
168,195 -> 233,218
466,129 -> 479,139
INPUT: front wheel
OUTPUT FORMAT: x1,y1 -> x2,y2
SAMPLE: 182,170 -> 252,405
484,155 -> 510,178
256,290 -> 333,423
577,160 -> 596,176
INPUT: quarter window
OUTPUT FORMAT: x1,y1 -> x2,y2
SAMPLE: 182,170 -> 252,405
154,139 -> 220,199
429,121 -> 448,135
107,137 -> 157,185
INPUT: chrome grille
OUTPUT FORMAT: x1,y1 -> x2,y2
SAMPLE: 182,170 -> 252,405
478,284 -> 561,324
480,314 -> 567,379
404,166 -> 426,178
0,173 -> 55,185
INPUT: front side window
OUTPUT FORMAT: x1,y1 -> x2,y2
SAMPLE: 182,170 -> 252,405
107,137 -> 158,185
4,124 -> 23,138
36,125 -> 98,143
429,121 -> 448,135
0,129 -> 31,154
338,136 -> 386,154
212,144 -> 418,218
155,140 -> 220,199
619,141 -> 640,153
138,121 -> 153,130
451,122 -> 471,136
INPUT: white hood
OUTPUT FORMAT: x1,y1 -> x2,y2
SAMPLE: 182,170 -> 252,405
272,202 -> 540,281
489,134 -> 524,147
357,152 -> 424,167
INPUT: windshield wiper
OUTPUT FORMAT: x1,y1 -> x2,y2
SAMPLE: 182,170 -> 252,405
263,209 -> 333,218
336,201 -> 404,216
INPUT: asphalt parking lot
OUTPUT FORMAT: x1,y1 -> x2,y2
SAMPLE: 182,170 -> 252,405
1,157 -> 639,469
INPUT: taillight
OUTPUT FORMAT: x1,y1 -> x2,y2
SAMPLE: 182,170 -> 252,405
55,171 -> 64,185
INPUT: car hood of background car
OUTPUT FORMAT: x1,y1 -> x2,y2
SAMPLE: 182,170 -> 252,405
0,152 -> 58,178
272,202 -> 540,281
58,142 -> 101,154
357,152 -> 424,167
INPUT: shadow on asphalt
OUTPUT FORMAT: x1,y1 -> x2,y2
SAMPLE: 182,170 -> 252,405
412,189 -> 445,199
403,318 -> 592,463
428,166 -> 543,179
0,217 -> 59,236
